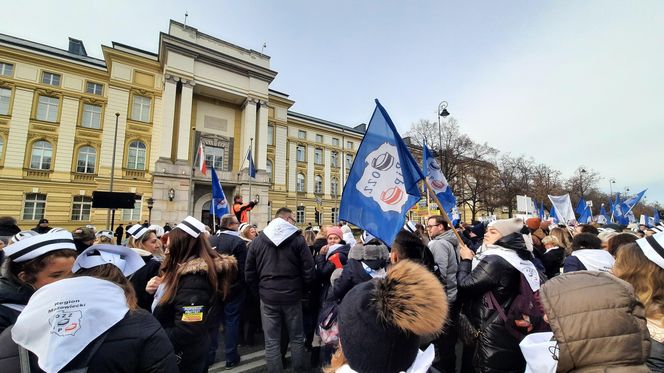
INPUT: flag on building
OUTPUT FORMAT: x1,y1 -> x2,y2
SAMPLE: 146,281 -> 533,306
210,166 -> 229,217
339,100 -> 424,245
422,142 -> 456,216
197,142 -> 207,175
247,149 -> 256,179
548,194 -> 576,224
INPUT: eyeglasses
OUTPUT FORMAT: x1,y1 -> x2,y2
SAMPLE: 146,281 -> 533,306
426,224 -> 440,229
286,216 -> 296,223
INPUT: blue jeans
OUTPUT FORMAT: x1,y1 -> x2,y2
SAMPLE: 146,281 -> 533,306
260,301 -> 307,373
223,292 -> 245,364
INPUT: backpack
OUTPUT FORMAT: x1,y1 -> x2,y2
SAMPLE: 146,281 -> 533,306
487,272 -> 549,341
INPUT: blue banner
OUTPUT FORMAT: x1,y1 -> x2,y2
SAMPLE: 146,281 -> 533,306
210,166 -> 230,217
422,143 -> 456,215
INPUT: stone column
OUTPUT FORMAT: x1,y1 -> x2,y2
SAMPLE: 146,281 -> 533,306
240,98 -> 257,169
176,80 -> 194,161
255,100 -> 268,171
4,87 -> 34,170
159,75 -> 177,160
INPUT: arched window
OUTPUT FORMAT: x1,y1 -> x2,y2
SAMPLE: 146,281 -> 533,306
127,141 -> 146,170
266,160 -> 273,183
76,146 -> 96,173
331,177 -> 339,197
30,140 -> 52,170
315,175 -> 323,194
296,173 -> 305,192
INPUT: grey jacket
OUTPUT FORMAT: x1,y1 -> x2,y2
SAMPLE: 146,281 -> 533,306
427,229 -> 459,303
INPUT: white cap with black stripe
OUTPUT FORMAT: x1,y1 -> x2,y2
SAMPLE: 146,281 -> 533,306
176,216 -> 206,238
4,230 -> 76,262
73,244 -> 145,277
636,232 -> 664,270
126,224 -> 148,239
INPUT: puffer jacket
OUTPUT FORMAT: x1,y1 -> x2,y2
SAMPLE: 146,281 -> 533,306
428,229 -> 459,303
332,258 -> 385,302
153,256 -> 237,373
0,277 -> 33,334
540,271 -> 650,373
0,309 -> 178,373
456,237 -> 526,372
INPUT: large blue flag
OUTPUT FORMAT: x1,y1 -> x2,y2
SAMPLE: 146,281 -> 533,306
247,149 -> 256,178
613,193 -> 629,225
549,205 -> 558,224
422,142 -> 456,215
578,205 -> 592,224
655,208 -> 661,226
575,197 -> 587,216
339,100 -> 424,245
210,166 -> 230,217
538,201 -> 545,220
599,204 -> 610,224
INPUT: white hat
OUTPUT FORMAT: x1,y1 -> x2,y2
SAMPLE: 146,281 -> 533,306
238,223 -> 250,234
361,230 -> 376,244
176,216 -> 206,238
10,230 -> 40,243
126,224 -> 148,239
73,244 -> 145,277
403,221 -> 417,233
148,224 -> 165,238
636,232 -> 664,270
4,230 -> 76,262
95,230 -> 114,240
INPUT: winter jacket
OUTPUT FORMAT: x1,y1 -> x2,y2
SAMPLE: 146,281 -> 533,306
153,256 -> 237,373
315,244 -> 350,305
0,277 -> 32,334
648,319 -> 664,373
540,271 -> 650,372
540,247 -> 564,279
457,253 -> 524,372
233,201 -> 256,223
332,258 -> 384,302
310,237 -> 327,256
428,230 -> 459,304
0,309 -> 178,373
564,249 -> 615,273
209,230 -> 247,300
130,255 -> 161,311
563,255 -> 586,272
245,228 -> 315,305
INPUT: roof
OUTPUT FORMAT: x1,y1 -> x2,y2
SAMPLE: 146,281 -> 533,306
0,33 -> 106,69
287,111 -> 365,135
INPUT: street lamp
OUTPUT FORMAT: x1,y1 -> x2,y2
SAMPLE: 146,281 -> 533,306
168,188 -> 175,201
107,112 -> 121,230
580,168 -> 587,198
437,101 -> 450,169
609,178 -> 615,201
146,198 -> 155,224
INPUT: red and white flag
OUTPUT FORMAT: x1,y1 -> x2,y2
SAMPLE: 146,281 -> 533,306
198,142 -> 207,175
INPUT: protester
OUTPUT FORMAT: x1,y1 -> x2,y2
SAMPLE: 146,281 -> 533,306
538,271 -> 650,372
390,230 -> 439,273
31,219 -> 50,234
340,224 -> 356,248
303,230 -> 317,247
233,195 -> 258,224
613,236 -> 664,371
332,237 -> 389,301
540,235 -> 564,279
549,227 -> 573,256
325,260 -> 447,373
126,225 -> 164,311
0,217 -> 21,265
0,230 -> 77,333
457,217 -> 540,373
239,223 -> 258,242
150,216 -> 237,373
597,229 -> 618,250
607,232 -> 639,257
72,226 -> 96,254
115,223 -> 124,245
245,208 -> 315,373
563,233 -> 615,272
95,230 -> 115,244
525,217 -> 546,255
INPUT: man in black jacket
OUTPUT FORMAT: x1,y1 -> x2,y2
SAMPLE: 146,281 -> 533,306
114,224 -> 124,245
208,214 -> 247,368
245,207 -> 314,373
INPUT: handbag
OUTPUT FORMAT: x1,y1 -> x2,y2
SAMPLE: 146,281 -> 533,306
318,301 -> 340,346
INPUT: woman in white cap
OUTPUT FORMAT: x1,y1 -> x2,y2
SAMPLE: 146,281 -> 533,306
613,234 -> 664,371
125,224 -> 164,311
0,230 -> 77,333
94,230 -> 115,244
149,216 -> 237,373
238,223 -> 258,243
2,244 -> 178,373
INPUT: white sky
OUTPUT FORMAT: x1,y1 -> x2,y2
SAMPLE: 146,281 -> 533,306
3,0 -> 663,203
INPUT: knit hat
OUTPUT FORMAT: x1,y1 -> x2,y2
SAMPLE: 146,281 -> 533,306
636,232 -> 664,270
526,217 -> 541,231
0,217 -> 21,239
327,226 -> 343,240
4,230 -> 76,262
337,260 -> 448,373
488,218 -> 524,238
73,227 -> 96,242
348,242 -> 390,261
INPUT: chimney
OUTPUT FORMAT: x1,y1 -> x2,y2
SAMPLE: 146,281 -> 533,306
68,37 -> 87,56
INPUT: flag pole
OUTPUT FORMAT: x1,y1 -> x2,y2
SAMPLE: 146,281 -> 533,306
423,178 -> 465,245
212,170 -> 217,233
189,135 -> 201,216
248,138 -> 253,224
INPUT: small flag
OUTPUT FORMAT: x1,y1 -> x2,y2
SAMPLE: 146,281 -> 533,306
247,149 -> 256,179
599,204 -> 610,224
210,167 -> 229,217
575,197 -> 587,216
198,142 -> 207,176
538,201 -> 545,220
655,208 -> 661,226
422,142 -> 456,216
339,100 -> 424,245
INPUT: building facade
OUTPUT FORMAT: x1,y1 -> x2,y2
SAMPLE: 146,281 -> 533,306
0,21 -> 364,230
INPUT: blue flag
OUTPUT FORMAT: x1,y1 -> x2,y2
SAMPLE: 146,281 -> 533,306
575,197 -> 587,216
655,208 -> 661,226
247,149 -> 256,178
578,205 -> 592,224
613,193 -> 628,225
599,204 -> 610,224
549,205 -> 558,224
339,100 -> 424,245
538,201 -> 545,220
422,143 -> 456,215
210,166 -> 230,217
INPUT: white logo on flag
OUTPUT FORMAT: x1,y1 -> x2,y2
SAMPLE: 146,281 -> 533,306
427,159 -> 449,194
49,310 -> 82,336
356,143 -> 407,213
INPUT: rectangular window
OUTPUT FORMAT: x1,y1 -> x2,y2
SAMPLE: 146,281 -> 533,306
331,207 -> 339,224
314,148 -> 323,165
23,193 -> 46,220
331,180 -> 339,196
296,206 -> 305,224
71,196 -> 92,221
122,197 -> 142,221
298,130 -> 306,139
0,88 -> 11,115
296,145 -> 306,162
332,138 -> 339,147
345,154 -> 353,169
331,151 -> 339,168
205,146 -> 225,170
267,125 -> 274,146
81,104 -> 102,128
347,141 -> 353,149
131,95 -> 151,122
86,82 -> 103,95
42,72 -> 61,86
0,63 -> 13,77
316,134 -> 323,143
36,96 -> 59,122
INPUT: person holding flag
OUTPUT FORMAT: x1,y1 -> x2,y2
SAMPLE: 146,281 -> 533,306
210,166 -> 229,231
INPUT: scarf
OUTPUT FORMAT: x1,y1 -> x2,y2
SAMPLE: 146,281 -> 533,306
475,245 -> 540,291
571,249 -> 614,272
262,218 -> 298,246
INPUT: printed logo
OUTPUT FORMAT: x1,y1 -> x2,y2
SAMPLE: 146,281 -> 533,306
49,310 -> 82,336
356,143 -> 408,213
215,198 -> 228,210
182,305 -> 204,322
427,160 -> 449,193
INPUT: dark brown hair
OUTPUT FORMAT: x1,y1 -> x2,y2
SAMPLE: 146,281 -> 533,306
607,233 -> 639,257
73,264 -> 138,310
6,250 -> 77,286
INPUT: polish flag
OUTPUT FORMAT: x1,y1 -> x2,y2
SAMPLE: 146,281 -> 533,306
198,142 -> 207,175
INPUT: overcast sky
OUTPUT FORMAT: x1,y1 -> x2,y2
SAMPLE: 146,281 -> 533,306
3,1 -> 663,204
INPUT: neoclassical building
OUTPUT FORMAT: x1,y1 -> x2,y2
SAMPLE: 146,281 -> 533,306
0,21 -> 364,230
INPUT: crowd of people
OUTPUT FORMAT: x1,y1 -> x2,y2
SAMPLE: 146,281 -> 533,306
0,203 -> 662,373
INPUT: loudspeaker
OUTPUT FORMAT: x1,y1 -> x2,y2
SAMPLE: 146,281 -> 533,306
92,192 -> 137,209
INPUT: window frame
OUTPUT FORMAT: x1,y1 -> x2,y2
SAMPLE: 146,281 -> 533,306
23,193 -> 46,221
267,124 -> 275,146
71,195 -> 93,221
298,130 -> 307,139
29,140 -> 53,170
86,81 -> 104,96
0,87 -> 12,116
0,62 -> 14,77
41,71 -> 61,87
332,138 -> 340,147
130,94 -> 152,123
315,134 -> 323,143
35,95 -> 60,122
127,140 -> 147,170
204,145 -> 225,171
296,145 -> 306,162
76,145 -> 97,174
296,205 -> 305,224
314,175 -> 323,194
331,177 -> 339,197
314,148 -> 323,165
81,103 -> 102,129
122,197 -> 142,221
296,173 -> 306,192
266,159 -> 273,183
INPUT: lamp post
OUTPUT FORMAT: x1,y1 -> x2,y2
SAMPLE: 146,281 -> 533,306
609,178 -> 615,202
168,188 -> 175,201
579,168 -> 587,198
146,197 -> 155,224
437,101 -> 450,170
107,112 -> 121,230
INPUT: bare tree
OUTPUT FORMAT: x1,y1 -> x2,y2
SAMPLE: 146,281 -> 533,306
493,154 -> 534,217
531,163 -> 563,205
565,167 -> 600,203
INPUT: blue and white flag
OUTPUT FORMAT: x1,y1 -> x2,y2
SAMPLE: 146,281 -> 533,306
549,205 -> 558,224
339,100 -> 424,245
599,204 -> 610,224
575,197 -> 587,216
422,143 -> 456,215
548,194 -> 576,225
578,205 -> 592,224
451,206 -> 461,227
247,149 -> 256,178
655,208 -> 661,226
538,201 -> 545,220
210,166 -> 230,217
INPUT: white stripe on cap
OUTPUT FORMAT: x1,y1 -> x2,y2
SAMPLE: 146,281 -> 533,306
4,230 -> 76,262
96,230 -> 114,240
176,216 -> 206,238
127,224 -> 148,239
636,232 -> 664,270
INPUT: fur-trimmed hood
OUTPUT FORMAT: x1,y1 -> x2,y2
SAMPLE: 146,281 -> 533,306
177,255 -> 237,276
